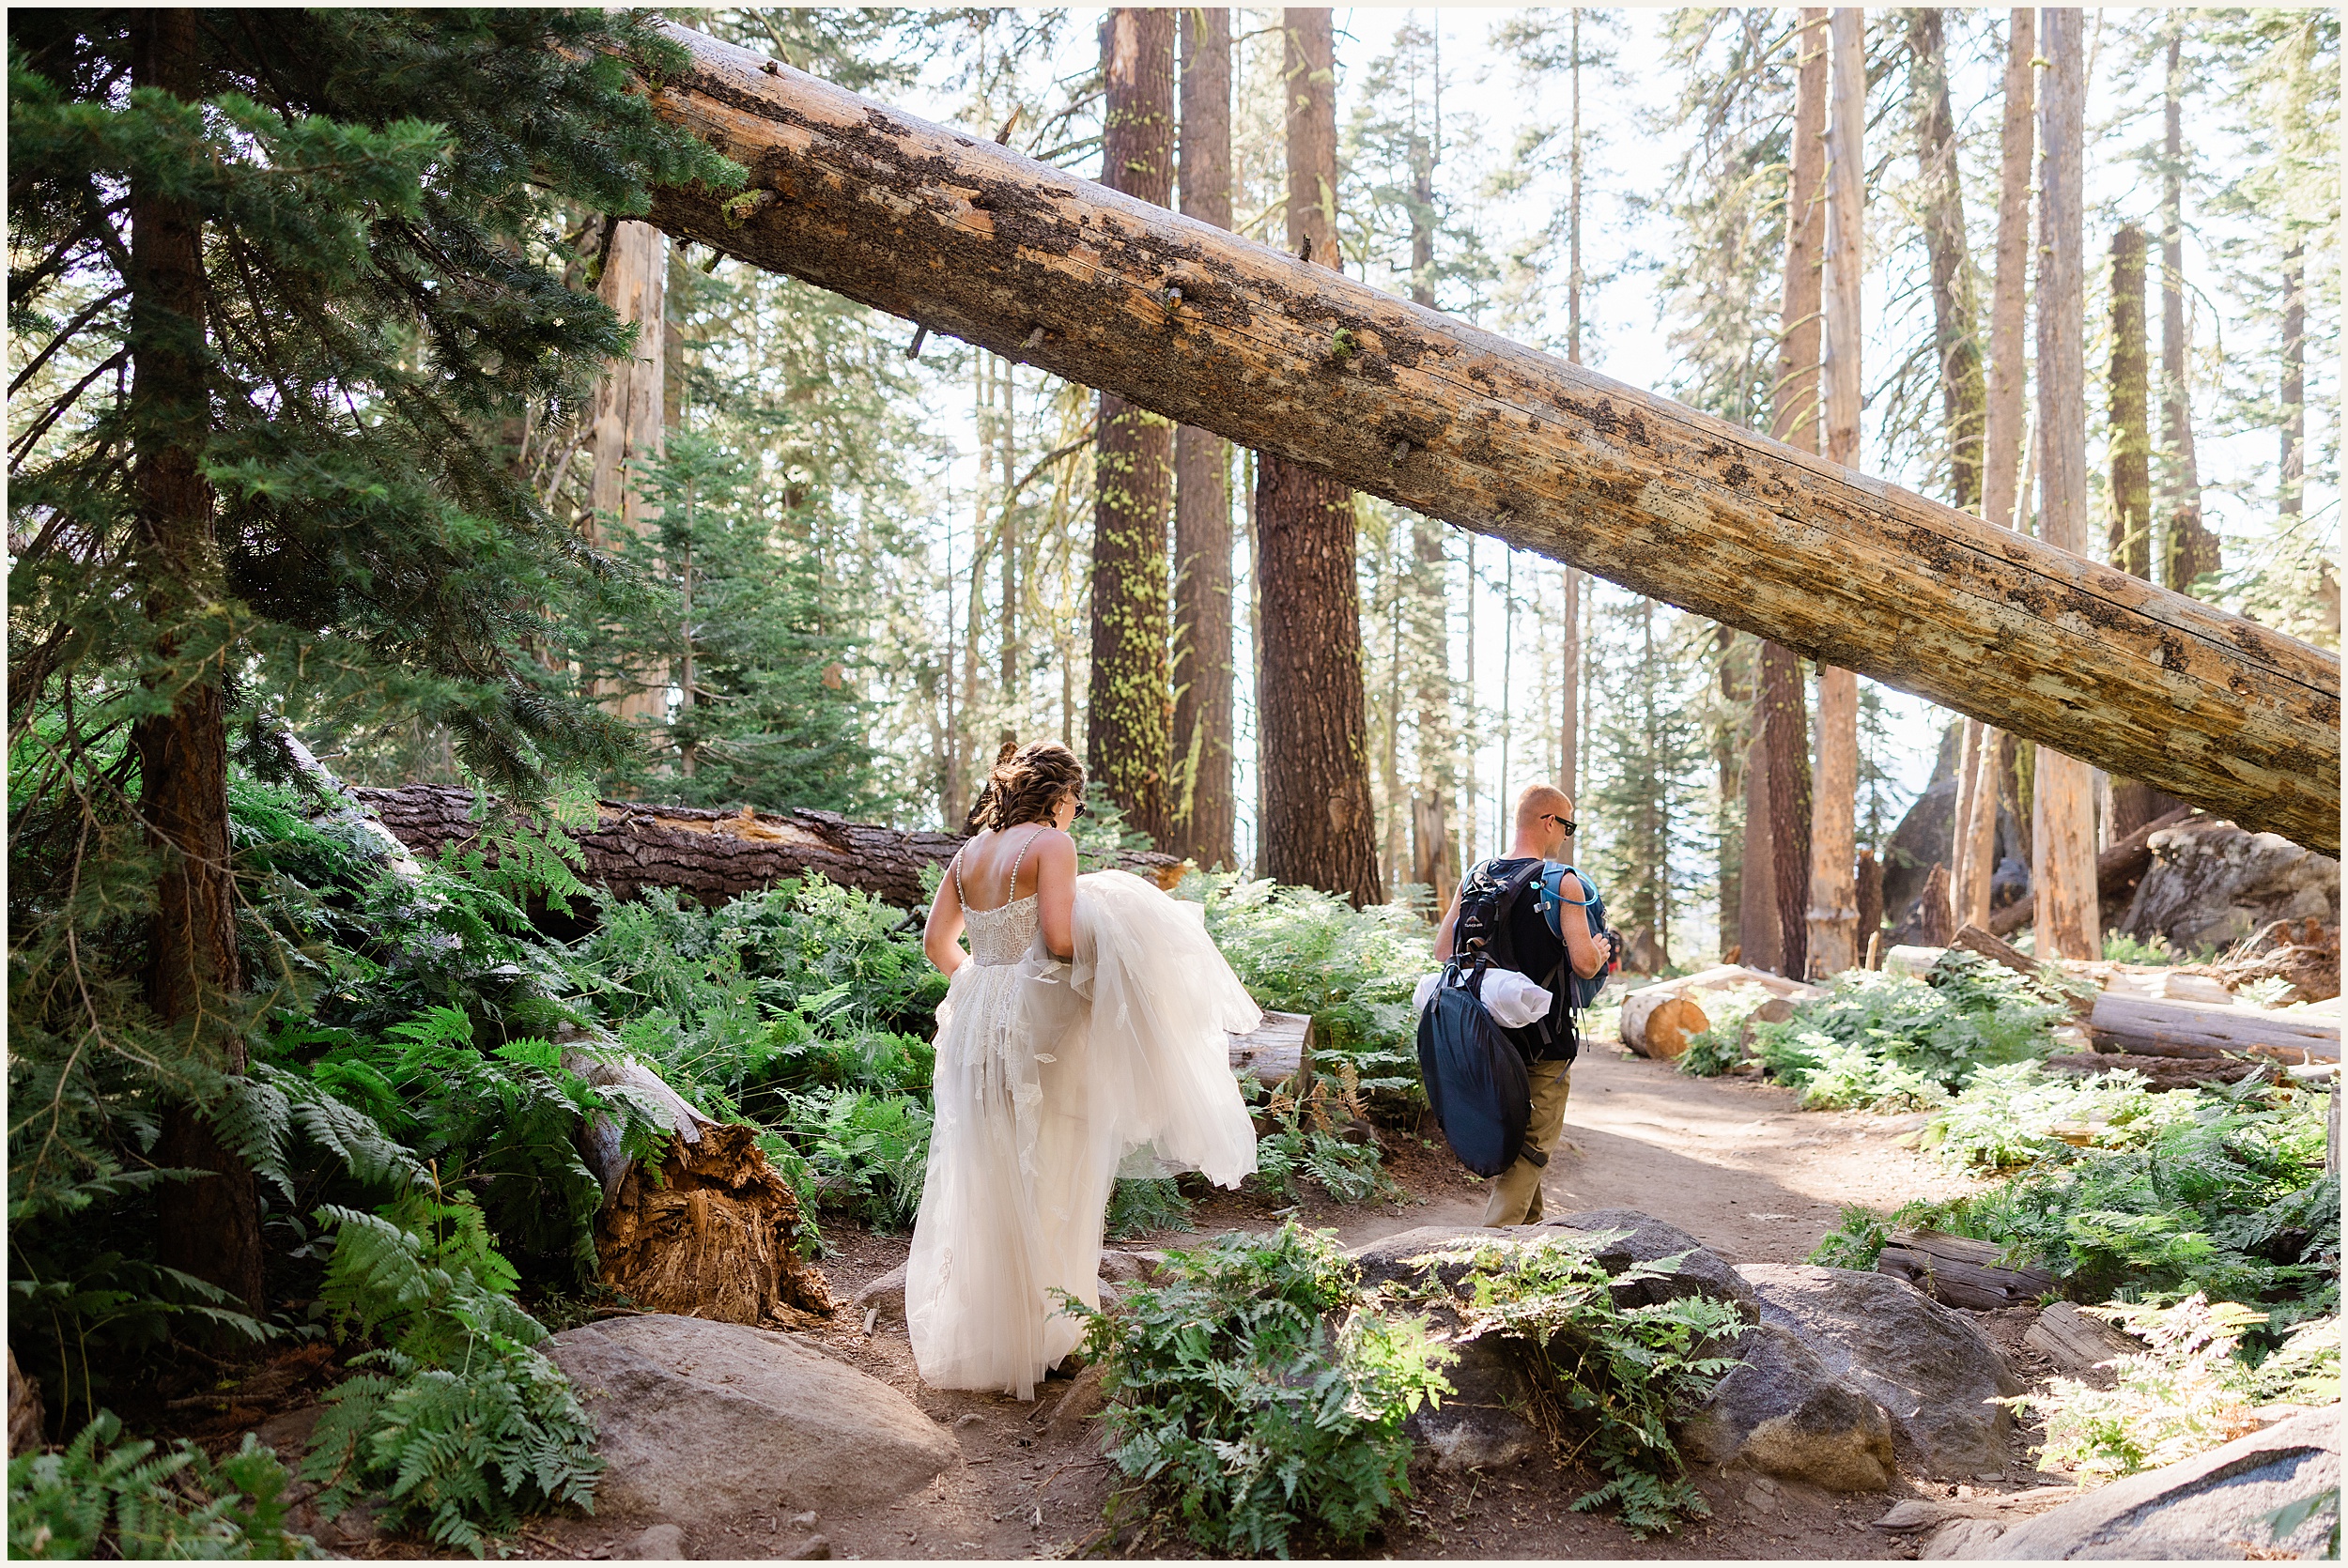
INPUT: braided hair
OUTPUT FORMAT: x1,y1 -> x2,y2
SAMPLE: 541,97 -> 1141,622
970,741 -> 1084,832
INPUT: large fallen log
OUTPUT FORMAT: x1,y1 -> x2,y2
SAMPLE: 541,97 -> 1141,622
2087,991 -> 2340,1065
630,25 -> 2340,853
350,784 -> 1183,909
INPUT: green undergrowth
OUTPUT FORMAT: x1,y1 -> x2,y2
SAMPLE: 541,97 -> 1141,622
1387,1231 -> 1746,1538
7,1414 -> 317,1560
1678,951 -> 2077,1107
1810,1072 -> 2338,1353
1073,1222 -> 1453,1559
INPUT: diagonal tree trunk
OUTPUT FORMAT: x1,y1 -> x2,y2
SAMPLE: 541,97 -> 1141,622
1088,8 -> 1177,846
1257,8 -> 1382,905
629,23 -> 2342,854
2032,8 -> 2100,961
1170,7 -> 1235,869
131,8 -> 266,1318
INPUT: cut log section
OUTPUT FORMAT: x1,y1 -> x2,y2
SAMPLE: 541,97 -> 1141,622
1950,922 -> 2040,982
1876,1230 -> 2057,1311
1228,1009 -> 1312,1085
2088,992 -> 2340,1065
351,784 -> 1183,909
2024,1300 -> 2145,1381
632,24 -> 2340,853
1616,965 -> 1823,1059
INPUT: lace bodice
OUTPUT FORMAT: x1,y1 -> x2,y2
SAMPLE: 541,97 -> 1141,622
965,895 -> 1041,967
956,827 -> 1046,967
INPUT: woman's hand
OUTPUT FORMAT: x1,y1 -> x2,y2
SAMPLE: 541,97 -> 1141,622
922,855 -> 966,977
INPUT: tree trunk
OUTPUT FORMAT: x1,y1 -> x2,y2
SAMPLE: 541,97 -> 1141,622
1906,8 -> 1985,513
1170,7 -> 1235,869
2032,9 -> 2100,961
1738,696 -> 1780,972
1855,847 -> 1884,954
1757,8 -> 1828,978
633,23 -> 2344,854
130,9 -> 266,1320
1257,8 -> 1381,905
1961,10 -> 2038,928
591,220 -> 669,727
2281,243 -> 2305,529
1560,11 -> 1584,812
1808,7 -> 1863,978
349,785 -> 1183,909
1088,8 -> 1178,846
1409,510 -> 1458,909
2105,223 -> 2178,838
2160,28 -> 2219,596
1716,627 -> 1746,960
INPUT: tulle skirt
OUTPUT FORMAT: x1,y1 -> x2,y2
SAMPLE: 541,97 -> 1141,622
904,870 -> 1261,1399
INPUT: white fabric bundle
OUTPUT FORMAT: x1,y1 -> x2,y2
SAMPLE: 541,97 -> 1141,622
1413,965 -> 1556,1028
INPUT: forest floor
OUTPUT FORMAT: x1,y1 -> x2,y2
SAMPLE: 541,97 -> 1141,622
463,1038 -> 2079,1562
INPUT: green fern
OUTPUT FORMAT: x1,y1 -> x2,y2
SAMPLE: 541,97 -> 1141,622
8,1410 -> 317,1559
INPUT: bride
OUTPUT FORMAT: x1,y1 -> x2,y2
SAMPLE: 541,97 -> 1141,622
908,742 -> 1260,1399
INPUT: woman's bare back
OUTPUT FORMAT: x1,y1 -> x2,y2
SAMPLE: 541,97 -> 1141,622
955,823 -> 1063,913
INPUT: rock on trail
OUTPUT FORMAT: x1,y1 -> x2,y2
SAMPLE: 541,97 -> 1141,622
546,1314 -> 960,1525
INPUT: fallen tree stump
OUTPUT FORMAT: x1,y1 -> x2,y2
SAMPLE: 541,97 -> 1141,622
1617,965 -> 1824,1060
1875,1230 -> 2056,1312
597,1121 -> 835,1330
349,784 -> 1184,910
1228,1010 -> 1312,1085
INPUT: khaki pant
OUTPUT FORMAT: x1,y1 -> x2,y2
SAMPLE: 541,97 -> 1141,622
1481,1058 -> 1572,1227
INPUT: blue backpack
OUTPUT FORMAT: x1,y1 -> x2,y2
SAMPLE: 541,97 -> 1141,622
1541,866 -> 1612,1011
1414,955 -> 1534,1178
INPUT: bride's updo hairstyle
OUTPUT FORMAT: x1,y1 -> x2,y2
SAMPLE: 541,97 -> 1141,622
972,741 -> 1084,831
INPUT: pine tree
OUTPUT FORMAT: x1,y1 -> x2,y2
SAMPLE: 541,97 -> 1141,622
8,8 -> 737,1302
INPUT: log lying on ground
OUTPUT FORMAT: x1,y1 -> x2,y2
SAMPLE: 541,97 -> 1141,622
2024,1301 -> 2144,1379
350,784 -> 1183,909
2043,1051 -> 2263,1092
1228,1010 -> 1312,1085
1989,806 -> 2201,936
1617,965 -> 1824,1060
633,24 -> 2340,853
1876,1230 -> 2058,1311
2088,991 -> 2340,1065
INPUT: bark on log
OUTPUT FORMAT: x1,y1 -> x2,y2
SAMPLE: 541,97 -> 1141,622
2043,1051 -> 2263,1093
1876,1230 -> 2058,1311
630,23 -> 2340,852
1989,804 -> 2199,937
1617,965 -> 1823,1058
350,785 -> 1184,909
1227,1009 -> 1312,1085
2025,1300 -> 2144,1378
2087,992 -> 2340,1065
1949,921 -> 2039,982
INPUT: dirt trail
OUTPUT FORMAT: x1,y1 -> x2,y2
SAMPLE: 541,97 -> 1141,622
505,1041 -> 2035,1561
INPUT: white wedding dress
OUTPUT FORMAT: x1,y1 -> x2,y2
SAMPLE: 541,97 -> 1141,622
905,859 -> 1261,1400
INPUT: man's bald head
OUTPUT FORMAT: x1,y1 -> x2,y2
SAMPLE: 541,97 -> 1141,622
1514,783 -> 1573,838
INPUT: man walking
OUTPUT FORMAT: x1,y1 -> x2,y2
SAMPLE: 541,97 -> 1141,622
1433,784 -> 1620,1226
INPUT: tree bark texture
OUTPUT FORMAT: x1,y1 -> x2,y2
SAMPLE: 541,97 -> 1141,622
591,220 -> 669,726
349,785 -> 1182,909
130,8 -> 266,1319
1087,9 -> 1177,846
1254,8 -> 1381,905
1986,805 -> 2198,939
1963,10 -> 2036,928
1808,7 -> 1863,977
2107,225 -> 2154,578
1906,8 -> 1985,513
1764,642 -> 1813,981
1171,6 -> 1235,869
2031,10 -> 2101,960
1738,711 -> 1779,973
2160,30 -> 2218,596
632,23 -> 2344,854
2105,223 -> 2179,838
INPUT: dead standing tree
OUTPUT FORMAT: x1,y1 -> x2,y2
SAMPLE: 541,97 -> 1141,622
630,24 -> 2340,855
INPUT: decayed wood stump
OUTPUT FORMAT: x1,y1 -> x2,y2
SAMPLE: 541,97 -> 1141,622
8,1347 -> 43,1456
596,1123 -> 835,1329
1875,1230 -> 2057,1311
350,785 -> 1184,909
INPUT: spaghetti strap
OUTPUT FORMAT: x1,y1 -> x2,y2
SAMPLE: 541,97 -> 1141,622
1006,825 -> 1038,902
